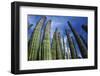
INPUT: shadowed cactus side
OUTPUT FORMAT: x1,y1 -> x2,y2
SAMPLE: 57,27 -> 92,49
67,21 -> 87,58
65,29 -> 77,59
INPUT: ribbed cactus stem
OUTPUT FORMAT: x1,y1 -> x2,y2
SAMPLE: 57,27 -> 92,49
28,16 -> 46,60
42,20 -> 52,60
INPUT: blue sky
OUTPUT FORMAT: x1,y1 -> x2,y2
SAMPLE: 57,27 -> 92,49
28,15 -> 88,58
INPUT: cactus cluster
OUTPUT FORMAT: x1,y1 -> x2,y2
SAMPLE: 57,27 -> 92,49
28,16 -> 87,61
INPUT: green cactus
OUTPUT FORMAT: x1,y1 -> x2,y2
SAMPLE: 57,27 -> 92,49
41,20 -> 52,60
51,29 -> 64,59
28,16 -> 46,60
56,31 -> 64,59
51,30 -> 57,60
65,29 -> 77,59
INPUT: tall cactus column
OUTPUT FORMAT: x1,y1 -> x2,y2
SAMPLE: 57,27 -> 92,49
28,16 -> 46,60
56,31 -> 64,59
51,29 -> 64,59
65,29 -> 77,59
42,20 -> 52,60
51,30 -> 57,60
68,21 -> 87,58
